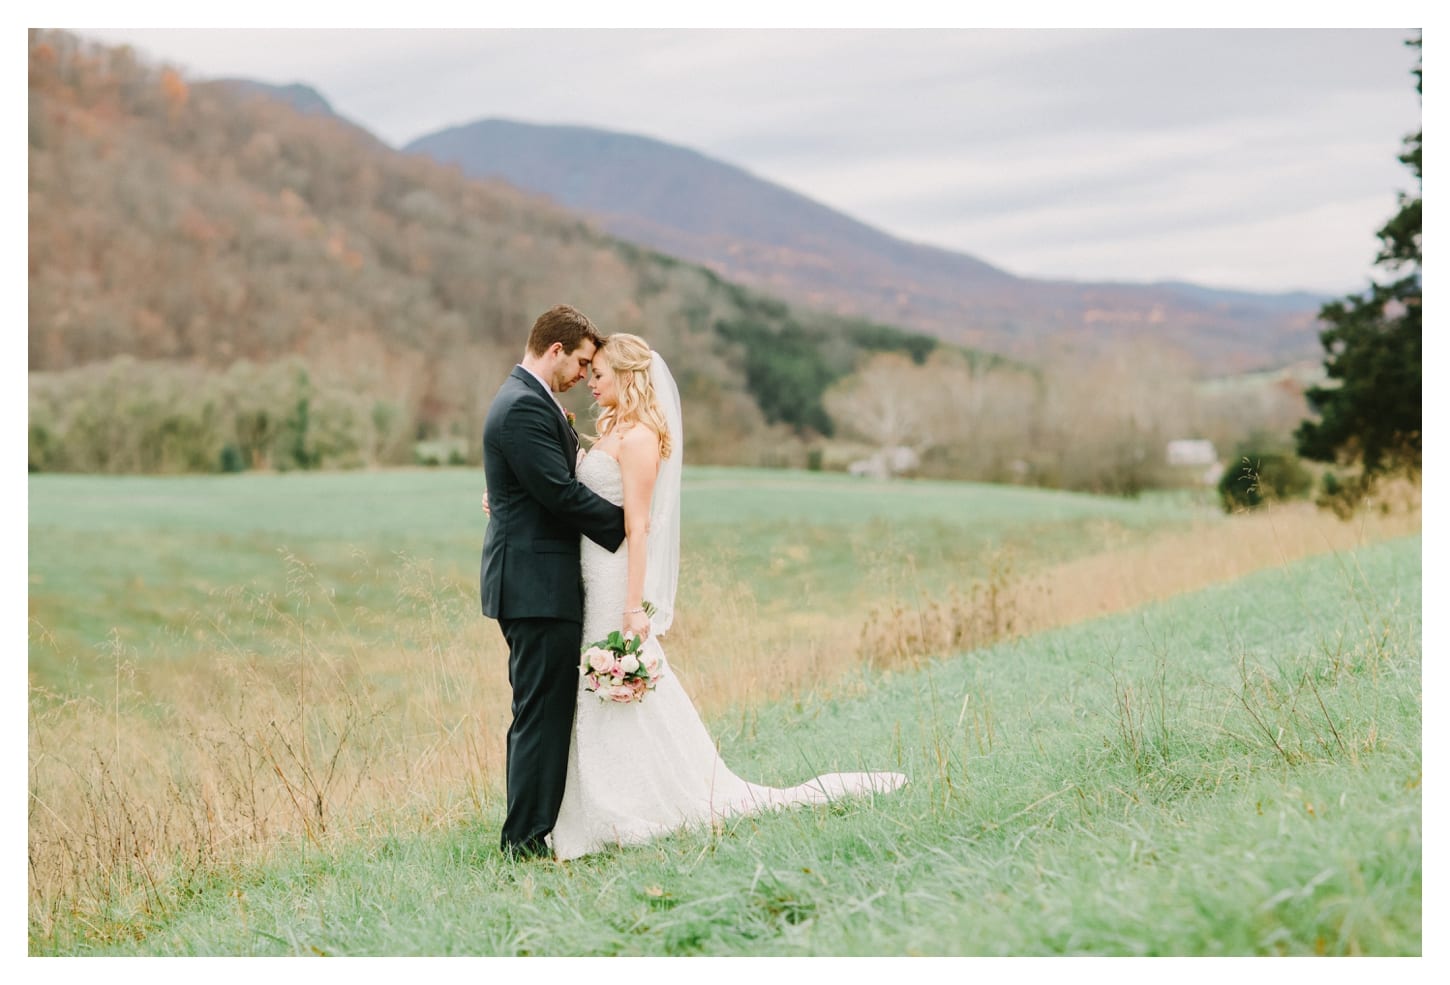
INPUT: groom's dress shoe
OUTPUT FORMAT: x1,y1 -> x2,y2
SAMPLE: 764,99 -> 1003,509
501,839 -> 552,862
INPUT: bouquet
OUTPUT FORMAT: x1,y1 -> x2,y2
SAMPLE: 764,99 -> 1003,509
580,629 -> 665,703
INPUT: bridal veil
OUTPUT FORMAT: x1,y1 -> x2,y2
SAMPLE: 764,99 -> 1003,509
644,351 -> 682,636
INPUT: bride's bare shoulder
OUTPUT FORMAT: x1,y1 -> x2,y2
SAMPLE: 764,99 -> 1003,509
617,422 -> 660,447
616,423 -> 662,466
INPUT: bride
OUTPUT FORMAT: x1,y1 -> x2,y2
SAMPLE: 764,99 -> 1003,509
548,333 -> 907,862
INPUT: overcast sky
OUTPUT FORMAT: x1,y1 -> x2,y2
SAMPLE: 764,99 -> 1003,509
67,25 -> 1423,296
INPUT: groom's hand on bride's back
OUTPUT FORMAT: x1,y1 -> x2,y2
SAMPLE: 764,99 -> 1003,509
481,491 -> 491,516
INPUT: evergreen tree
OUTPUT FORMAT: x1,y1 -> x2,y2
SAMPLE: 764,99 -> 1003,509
1295,35 -> 1421,511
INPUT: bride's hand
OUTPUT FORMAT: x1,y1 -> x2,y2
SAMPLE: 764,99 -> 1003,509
481,491 -> 490,516
622,608 -> 650,642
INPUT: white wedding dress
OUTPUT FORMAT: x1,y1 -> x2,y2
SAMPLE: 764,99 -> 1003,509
549,449 -> 907,861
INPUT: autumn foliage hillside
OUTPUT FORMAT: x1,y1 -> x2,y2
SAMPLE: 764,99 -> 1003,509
27,30 -> 944,472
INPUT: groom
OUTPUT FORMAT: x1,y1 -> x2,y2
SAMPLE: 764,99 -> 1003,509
480,304 -> 626,859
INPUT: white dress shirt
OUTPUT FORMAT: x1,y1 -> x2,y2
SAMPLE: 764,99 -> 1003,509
519,364 -> 567,419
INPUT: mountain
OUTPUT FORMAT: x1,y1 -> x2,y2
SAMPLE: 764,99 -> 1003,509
405,119 -> 1327,374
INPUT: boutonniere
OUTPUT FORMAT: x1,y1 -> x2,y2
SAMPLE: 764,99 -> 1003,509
564,410 -> 577,430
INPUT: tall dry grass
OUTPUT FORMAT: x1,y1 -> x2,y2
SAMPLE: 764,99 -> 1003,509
27,497 -> 1420,945
28,552 -> 509,943
1012,496 -> 1421,639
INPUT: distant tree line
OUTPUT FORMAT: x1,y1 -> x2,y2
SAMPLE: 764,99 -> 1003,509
819,338 -> 1317,498
28,357 -> 410,474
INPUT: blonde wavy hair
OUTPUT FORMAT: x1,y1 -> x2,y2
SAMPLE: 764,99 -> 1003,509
591,333 -> 673,460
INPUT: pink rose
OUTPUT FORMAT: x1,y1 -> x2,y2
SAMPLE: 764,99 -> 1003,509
586,648 -> 613,673
608,684 -> 636,703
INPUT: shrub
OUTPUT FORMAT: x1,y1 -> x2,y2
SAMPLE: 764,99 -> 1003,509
218,443 -> 246,473
1218,448 -> 1313,511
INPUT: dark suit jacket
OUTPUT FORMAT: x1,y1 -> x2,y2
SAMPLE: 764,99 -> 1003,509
480,366 -> 626,621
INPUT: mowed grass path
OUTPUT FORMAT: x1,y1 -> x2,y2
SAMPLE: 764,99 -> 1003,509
48,534 -> 1421,956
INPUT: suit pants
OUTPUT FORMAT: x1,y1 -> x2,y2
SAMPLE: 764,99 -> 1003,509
498,616 -> 584,856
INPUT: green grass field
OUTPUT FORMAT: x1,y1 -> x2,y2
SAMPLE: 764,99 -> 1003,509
37,535 -> 1421,956
27,468 -> 1206,687
26,469 -> 1421,955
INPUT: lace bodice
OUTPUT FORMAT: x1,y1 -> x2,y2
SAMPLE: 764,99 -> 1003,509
577,448 -> 625,506
578,451 -> 628,643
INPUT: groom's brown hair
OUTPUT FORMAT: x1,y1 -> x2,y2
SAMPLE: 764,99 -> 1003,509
527,304 -> 602,357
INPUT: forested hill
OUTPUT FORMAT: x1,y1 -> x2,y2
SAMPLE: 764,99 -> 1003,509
406,119 -> 1327,374
214,79 -> 344,119
27,30 -> 961,473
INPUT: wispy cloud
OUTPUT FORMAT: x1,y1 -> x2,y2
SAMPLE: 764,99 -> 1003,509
72,27 -> 1421,293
